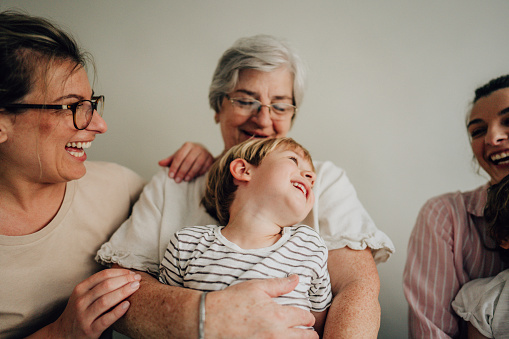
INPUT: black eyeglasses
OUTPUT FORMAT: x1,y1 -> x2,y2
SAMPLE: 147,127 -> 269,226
2,95 -> 105,130
225,94 -> 296,120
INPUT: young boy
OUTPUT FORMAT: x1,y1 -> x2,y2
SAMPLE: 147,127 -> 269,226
452,174 -> 509,338
158,137 -> 332,336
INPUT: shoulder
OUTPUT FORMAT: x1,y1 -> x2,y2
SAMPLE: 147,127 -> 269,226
175,225 -> 217,238
145,166 -> 207,197
312,160 -> 345,178
290,225 -> 327,249
83,161 -> 145,200
84,161 -> 144,185
419,184 -> 488,218
311,160 -> 356,194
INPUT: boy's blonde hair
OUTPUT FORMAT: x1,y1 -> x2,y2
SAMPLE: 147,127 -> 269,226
202,137 -> 314,225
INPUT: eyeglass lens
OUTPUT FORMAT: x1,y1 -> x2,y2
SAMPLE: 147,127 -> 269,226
230,98 -> 294,120
74,97 -> 104,130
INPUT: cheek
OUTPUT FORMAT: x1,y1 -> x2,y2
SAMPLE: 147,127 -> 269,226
470,140 -> 484,161
274,120 -> 292,136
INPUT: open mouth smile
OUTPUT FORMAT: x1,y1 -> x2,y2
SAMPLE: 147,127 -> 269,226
491,151 -> 509,165
292,182 -> 307,196
65,141 -> 91,158
242,130 -> 269,139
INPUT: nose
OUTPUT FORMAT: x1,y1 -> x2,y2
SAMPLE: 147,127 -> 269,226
86,110 -> 108,134
252,105 -> 273,127
486,125 -> 508,146
302,170 -> 316,187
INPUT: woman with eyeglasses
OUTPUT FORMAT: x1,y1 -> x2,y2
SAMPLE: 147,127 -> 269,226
97,35 -> 395,338
0,11 -> 145,338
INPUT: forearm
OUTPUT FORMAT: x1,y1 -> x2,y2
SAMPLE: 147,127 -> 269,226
114,271 -> 201,339
323,248 -> 380,339
115,270 -> 317,339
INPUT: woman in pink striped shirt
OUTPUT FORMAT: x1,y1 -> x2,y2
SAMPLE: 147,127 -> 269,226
403,74 -> 509,338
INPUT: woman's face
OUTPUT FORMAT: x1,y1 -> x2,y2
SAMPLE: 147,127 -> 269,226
215,67 -> 294,152
0,60 -> 107,184
468,87 -> 509,184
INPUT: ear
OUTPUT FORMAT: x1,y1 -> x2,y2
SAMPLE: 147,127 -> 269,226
0,114 -> 11,144
214,112 -> 220,124
501,239 -> 509,250
230,158 -> 252,182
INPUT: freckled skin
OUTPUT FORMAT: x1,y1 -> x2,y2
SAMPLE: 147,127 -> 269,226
323,248 -> 380,339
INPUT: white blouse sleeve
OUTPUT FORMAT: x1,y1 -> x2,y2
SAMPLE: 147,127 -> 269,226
304,161 -> 395,264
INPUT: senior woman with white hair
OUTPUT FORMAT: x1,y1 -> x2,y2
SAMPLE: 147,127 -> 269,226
97,34 -> 395,338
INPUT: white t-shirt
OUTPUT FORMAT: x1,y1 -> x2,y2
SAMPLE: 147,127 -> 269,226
159,224 -> 332,312
452,269 -> 509,338
97,160 -> 395,275
0,162 -> 145,338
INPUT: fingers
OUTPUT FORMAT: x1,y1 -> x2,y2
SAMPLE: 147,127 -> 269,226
165,142 -> 214,182
72,270 -> 141,335
282,306 -> 316,329
283,327 -> 320,339
90,300 -> 131,335
158,155 -> 173,168
75,269 -> 139,293
252,275 -> 316,328
86,272 -> 141,313
256,274 -> 300,298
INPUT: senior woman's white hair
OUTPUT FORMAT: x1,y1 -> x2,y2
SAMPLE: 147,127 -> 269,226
208,34 -> 307,118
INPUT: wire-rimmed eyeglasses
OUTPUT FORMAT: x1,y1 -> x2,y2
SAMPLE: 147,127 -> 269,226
225,94 -> 296,120
2,95 -> 105,130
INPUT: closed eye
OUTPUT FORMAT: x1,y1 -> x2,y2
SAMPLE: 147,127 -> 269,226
469,127 -> 486,139
289,156 -> 298,164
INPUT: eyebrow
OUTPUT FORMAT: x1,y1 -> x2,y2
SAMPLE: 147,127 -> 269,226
52,92 -> 92,103
467,107 -> 509,128
232,89 -> 293,101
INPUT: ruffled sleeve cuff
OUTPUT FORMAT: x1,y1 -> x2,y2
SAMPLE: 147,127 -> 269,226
322,231 -> 395,264
95,242 -> 160,276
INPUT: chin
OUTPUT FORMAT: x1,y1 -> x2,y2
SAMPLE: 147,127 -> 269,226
65,165 -> 87,181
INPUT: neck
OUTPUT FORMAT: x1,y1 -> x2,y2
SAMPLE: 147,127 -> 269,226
0,174 -> 67,236
221,200 -> 284,249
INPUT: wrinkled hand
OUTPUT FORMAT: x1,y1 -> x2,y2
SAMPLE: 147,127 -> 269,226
206,275 -> 318,339
158,142 -> 214,183
49,269 -> 141,339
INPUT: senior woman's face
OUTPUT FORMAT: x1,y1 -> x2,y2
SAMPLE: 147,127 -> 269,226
215,67 -> 294,152
1,60 -> 107,183
468,87 -> 509,184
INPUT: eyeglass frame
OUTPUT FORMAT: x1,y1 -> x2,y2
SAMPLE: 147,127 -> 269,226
225,94 -> 297,120
1,95 -> 105,130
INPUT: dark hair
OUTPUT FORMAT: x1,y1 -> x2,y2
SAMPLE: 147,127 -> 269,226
473,74 -> 509,103
0,10 -> 90,111
485,174 -> 509,245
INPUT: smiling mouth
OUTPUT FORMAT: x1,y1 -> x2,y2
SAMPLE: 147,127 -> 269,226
292,182 -> 307,196
65,141 -> 91,158
491,151 -> 509,165
242,130 -> 268,139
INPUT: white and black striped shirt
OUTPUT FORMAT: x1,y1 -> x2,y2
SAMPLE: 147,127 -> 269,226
159,224 -> 332,312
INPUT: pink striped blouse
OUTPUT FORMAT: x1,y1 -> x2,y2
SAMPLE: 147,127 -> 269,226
403,184 -> 508,338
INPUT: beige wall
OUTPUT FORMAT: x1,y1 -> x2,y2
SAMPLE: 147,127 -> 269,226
3,1 -> 509,337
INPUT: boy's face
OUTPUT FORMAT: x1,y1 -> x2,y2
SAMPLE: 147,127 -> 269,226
248,146 -> 316,225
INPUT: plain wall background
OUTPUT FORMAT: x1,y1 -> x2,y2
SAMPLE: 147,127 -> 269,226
3,1 -> 509,337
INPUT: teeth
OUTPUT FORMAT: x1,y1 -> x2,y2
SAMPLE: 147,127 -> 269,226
66,141 -> 91,149
491,151 -> 509,162
67,150 -> 85,158
292,182 -> 307,196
